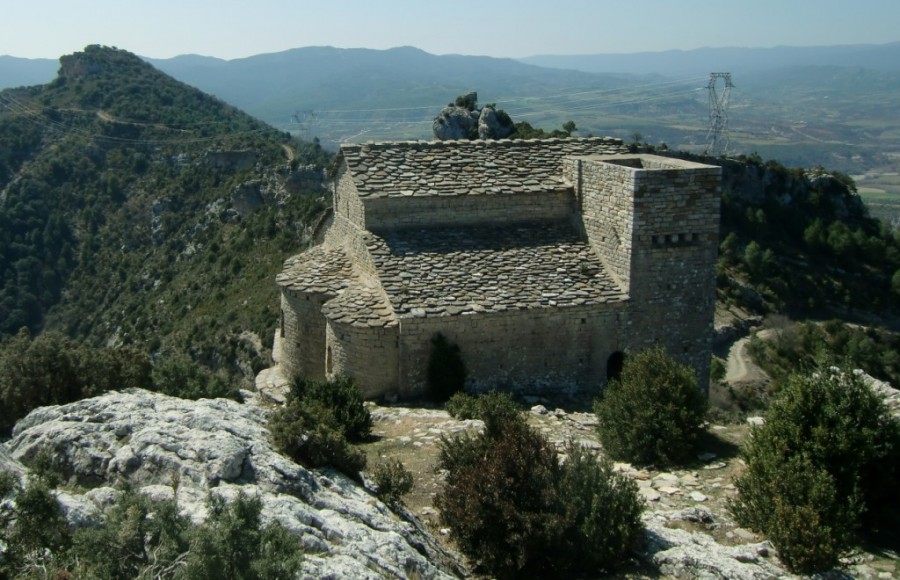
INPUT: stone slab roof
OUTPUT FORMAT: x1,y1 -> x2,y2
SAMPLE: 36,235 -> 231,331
341,137 -> 626,199
366,221 -> 627,318
276,246 -> 353,296
321,284 -> 398,328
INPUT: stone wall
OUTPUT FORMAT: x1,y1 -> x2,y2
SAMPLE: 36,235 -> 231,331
325,320 -> 399,399
280,290 -> 330,381
396,303 -> 629,397
563,158 -> 634,291
364,189 -> 574,230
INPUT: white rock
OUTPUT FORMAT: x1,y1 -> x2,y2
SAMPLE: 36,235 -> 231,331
5,389 -> 461,579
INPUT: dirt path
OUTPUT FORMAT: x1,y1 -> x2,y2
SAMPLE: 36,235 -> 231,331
725,331 -> 771,386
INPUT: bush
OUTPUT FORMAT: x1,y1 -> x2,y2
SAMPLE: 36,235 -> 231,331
372,459 -> 414,506
426,333 -> 467,402
0,329 -> 152,434
269,376 -> 371,479
435,407 -> 642,578
445,391 -> 521,431
729,368 -> 900,573
594,345 -> 708,467
151,351 -> 240,401
0,484 -> 304,579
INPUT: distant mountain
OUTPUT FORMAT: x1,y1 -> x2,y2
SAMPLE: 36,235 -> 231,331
5,43 -> 900,172
519,42 -> 900,77
0,46 -> 330,383
0,55 -> 57,89
146,46 -> 636,143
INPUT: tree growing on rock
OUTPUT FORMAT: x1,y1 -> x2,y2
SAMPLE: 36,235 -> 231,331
594,345 -> 708,467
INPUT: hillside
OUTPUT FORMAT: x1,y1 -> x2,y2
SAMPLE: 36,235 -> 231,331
0,45 -> 331,384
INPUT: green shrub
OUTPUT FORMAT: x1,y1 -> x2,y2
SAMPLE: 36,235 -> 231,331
289,375 -> 372,442
269,376 -> 371,479
372,459 -> 414,506
426,333 -> 467,402
0,329 -> 151,434
594,345 -> 708,467
435,408 -> 643,578
151,351 -> 241,401
445,391 -> 521,431
729,368 -> 900,573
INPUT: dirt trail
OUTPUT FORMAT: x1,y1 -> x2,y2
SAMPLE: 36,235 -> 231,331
725,331 -> 771,386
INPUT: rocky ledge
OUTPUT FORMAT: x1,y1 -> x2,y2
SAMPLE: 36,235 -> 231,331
3,390 -> 462,579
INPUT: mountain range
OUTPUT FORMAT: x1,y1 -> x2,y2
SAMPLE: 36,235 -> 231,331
3,43 -> 899,176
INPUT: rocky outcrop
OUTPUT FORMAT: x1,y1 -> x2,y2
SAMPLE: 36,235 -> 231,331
4,390 -> 461,579
432,92 -> 514,141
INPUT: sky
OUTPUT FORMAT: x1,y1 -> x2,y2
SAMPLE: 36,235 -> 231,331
1,0 -> 899,60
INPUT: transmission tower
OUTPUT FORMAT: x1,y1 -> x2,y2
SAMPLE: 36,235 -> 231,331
705,72 -> 733,156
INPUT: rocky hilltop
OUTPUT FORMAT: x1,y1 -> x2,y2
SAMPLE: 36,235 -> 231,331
3,390 -> 462,579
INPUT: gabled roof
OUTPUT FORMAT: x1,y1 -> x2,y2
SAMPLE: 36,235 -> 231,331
338,137 -> 626,199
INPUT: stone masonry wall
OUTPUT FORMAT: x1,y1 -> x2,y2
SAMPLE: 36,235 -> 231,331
563,158 -> 634,291
396,303 -> 628,397
280,290 -> 330,381
326,320 -> 399,399
364,189 -> 574,230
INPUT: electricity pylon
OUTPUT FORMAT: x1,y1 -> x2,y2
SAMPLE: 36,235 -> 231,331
705,73 -> 733,156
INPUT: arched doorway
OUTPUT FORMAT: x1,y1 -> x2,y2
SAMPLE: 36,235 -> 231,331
606,351 -> 625,382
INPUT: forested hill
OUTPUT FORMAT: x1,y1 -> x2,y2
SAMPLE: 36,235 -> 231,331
0,46 -> 331,383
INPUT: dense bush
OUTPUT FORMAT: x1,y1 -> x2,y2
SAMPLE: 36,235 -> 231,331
151,351 -> 241,401
594,345 -> 708,467
0,328 -> 151,434
372,459 -> 414,506
426,333 -> 467,402
0,483 -> 304,579
435,405 -> 643,578
269,376 -> 371,479
444,390 -> 520,427
729,368 -> 900,573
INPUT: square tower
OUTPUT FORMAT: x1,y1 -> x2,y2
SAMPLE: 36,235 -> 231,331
564,154 -> 721,390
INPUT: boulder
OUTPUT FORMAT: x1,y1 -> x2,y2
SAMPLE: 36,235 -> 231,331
432,106 -> 477,140
5,390 -> 461,579
478,106 -> 514,140
641,510 -> 782,579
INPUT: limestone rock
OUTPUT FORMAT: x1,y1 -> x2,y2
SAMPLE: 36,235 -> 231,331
432,105 -> 477,140
5,390 -> 461,579
478,105 -> 514,140
641,511 -> 782,579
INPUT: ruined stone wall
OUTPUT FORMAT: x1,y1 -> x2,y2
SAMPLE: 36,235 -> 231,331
280,290 -> 330,381
364,189 -> 574,230
325,320 -> 399,399
395,304 -> 628,397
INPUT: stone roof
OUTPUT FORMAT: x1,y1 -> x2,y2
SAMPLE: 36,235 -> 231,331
321,284 -> 397,328
366,221 -> 627,318
276,246 -> 353,296
340,137 -> 626,199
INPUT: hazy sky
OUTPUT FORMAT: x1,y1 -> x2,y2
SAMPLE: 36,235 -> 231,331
2,0 -> 899,60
